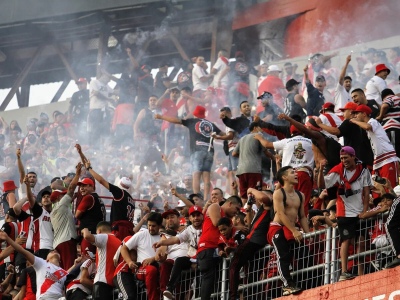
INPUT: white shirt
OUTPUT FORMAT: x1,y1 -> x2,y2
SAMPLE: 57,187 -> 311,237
192,65 -> 209,91
365,75 -> 387,105
51,194 -> 77,249
34,207 -> 54,250
367,118 -> 398,169
33,257 -> 67,300
163,233 -> 188,261
66,259 -> 96,295
333,83 -> 350,116
325,167 -> 372,217
89,79 -> 114,110
124,229 -> 160,263
318,112 -> 343,141
273,136 -> 314,170
178,225 -> 202,257
212,57 -> 229,87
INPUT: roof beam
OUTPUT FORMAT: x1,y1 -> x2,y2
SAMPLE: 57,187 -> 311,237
232,0 -> 317,30
0,45 -> 44,111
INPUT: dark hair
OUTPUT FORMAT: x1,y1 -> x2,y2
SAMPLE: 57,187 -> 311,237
225,195 -> 242,207
276,166 -> 293,186
149,95 -> 159,99
239,101 -> 249,108
235,212 -> 246,225
249,122 -> 259,132
96,221 -> 112,231
27,171 -> 37,177
284,62 -> 292,67
181,86 -> 192,93
147,212 -> 163,225
212,187 -> 223,195
351,88 -> 365,95
381,193 -> 396,201
381,88 -> 395,100
217,217 -> 232,227
344,76 -> 352,81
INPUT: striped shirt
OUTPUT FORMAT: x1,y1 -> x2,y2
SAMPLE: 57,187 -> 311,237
382,95 -> 400,130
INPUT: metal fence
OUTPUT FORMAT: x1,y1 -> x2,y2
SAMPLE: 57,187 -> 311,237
90,212 -> 395,300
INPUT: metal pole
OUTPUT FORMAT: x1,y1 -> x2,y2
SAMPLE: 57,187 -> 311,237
323,226 -> 332,285
330,227 -> 338,283
221,258 -> 228,300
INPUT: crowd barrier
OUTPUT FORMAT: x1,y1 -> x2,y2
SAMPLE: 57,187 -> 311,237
85,211 -> 394,299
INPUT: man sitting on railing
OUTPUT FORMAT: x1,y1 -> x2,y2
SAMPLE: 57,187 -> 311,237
267,166 -> 309,296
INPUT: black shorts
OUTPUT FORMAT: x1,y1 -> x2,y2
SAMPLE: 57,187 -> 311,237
337,217 -> 360,241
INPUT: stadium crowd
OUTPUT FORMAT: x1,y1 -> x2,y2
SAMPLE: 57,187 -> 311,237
0,46 -> 399,299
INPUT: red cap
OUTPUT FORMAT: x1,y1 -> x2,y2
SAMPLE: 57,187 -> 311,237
193,105 -> 206,119
3,180 -> 17,192
338,102 -> 358,111
161,209 -> 180,219
375,64 -> 390,75
189,205 -> 203,215
354,104 -> 372,116
76,78 -> 87,83
50,189 -> 67,202
319,102 -> 335,113
77,178 -> 95,187
179,217 -> 187,226
290,125 -> 300,135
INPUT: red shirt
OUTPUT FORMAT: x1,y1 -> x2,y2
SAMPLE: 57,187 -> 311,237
197,207 -> 225,254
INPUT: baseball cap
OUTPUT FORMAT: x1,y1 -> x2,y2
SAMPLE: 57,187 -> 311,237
340,146 -> 356,156
77,78 -> 87,83
77,178 -> 95,186
189,205 -> 203,216
161,209 -> 180,219
267,65 -> 281,72
257,91 -> 273,100
338,102 -> 358,111
319,102 -> 335,112
285,79 -> 300,90
179,217 -> 187,226
353,104 -> 372,116
315,75 -> 326,82
177,200 -> 186,208
50,189 -> 67,202
118,177 -> 132,191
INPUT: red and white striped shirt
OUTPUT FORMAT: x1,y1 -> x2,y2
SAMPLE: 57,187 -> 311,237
94,233 -> 121,286
382,95 -> 400,130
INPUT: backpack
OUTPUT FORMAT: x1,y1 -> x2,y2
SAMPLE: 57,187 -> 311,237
270,188 -> 303,220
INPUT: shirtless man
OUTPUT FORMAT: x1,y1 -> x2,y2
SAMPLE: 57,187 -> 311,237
267,166 -> 309,296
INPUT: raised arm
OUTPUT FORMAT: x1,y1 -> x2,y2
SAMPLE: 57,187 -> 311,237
171,187 -> 194,208
349,119 -> 372,131
278,113 -> 323,142
81,228 -> 95,245
24,175 -> 35,208
67,163 -> 82,197
253,133 -> 274,149
75,144 -> 89,165
84,160 -> 109,190
155,114 -> 182,125
0,232 -> 35,265
339,55 -> 351,85
16,148 -> 25,184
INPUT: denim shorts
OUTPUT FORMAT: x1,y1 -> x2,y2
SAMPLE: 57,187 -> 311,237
228,151 -> 239,171
190,150 -> 214,172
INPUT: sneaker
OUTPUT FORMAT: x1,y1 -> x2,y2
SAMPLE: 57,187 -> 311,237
384,257 -> 400,269
282,285 -> 302,296
163,290 -> 175,300
339,272 -> 356,281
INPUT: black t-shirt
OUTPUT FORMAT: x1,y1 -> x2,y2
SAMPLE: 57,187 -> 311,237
70,90 -> 90,122
284,92 -> 306,121
16,266 -> 37,294
366,99 -> 380,119
338,119 -> 374,166
228,59 -> 256,85
109,183 -> 136,224
181,118 -> 221,153
248,206 -> 272,245
259,104 -> 286,126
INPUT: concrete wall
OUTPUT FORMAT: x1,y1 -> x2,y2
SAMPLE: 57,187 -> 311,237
276,266 -> 400,300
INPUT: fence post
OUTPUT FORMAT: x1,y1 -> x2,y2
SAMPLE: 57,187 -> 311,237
323,227 -> 332,285
221,258 -> 228,300
330,227 -> 338,283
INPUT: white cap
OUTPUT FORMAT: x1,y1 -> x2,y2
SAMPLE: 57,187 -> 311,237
267,65 -> 281,73
393,185 -> 400,196
118,177 -> 132,191
177,200 -> 186,207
